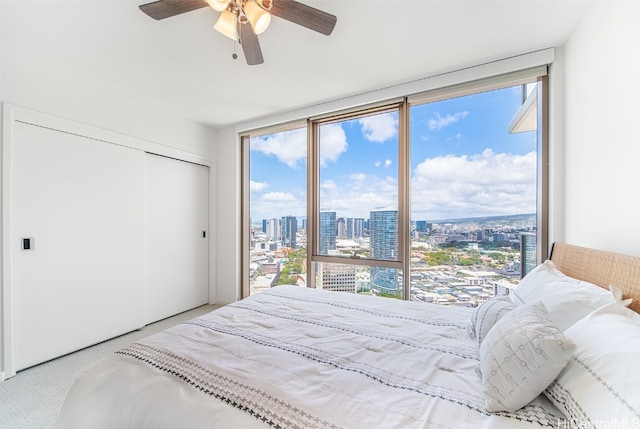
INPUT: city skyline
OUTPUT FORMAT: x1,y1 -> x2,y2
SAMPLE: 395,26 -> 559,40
249,84 -> 537,222
249,209 -> 534,299
252,212 -> 536,230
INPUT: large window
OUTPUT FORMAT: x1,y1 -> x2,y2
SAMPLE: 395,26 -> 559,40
316,110 -> 400,260
408,83 -> 542,305
243,70 -> 547,303
244,126 -> 307,296
309,106 -> 405,298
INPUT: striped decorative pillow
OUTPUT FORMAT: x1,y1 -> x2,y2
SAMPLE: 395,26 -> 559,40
470,295 -> 514,344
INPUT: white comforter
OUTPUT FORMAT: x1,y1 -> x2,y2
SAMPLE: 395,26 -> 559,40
55,286 -> 564,428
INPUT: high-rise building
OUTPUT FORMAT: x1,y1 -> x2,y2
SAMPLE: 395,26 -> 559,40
520,232 -> 537,278
337,217 -> 346,239
266,218 -> 279,241
317,211 -> 345,291
345,218 -> 354,239
281,215 -> 297,249
482,228 -> 494,241
354,218 -> 365,238
319,211 -> 336,255
493,232 -> 508,242
369,210 -> 399,294
416,220 -> 427,232
370,210 -> 398,260
317,263 -> 357,294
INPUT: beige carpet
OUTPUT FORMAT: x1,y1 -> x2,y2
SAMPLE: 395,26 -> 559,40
0,304 -> 220,429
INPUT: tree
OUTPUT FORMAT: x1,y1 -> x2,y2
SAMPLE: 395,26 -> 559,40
428,250 -> 453,266
458,258 -> 475,266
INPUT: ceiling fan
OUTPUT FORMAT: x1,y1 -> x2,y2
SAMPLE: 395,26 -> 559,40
139,0 -> 337,65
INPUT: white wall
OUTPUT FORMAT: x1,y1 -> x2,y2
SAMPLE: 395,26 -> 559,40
561,2 -> 640,256
0,47 -> 219,376
1,48 -> 216,157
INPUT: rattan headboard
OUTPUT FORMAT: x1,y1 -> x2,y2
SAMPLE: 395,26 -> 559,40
550,242 -> 640,314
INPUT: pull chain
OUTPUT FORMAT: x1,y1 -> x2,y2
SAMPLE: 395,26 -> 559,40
232,19 -> 239,60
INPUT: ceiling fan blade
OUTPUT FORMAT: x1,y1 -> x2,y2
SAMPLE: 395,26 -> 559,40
239,23 -> 264,65
269,0 -> 337,35
139,0 -> 208,20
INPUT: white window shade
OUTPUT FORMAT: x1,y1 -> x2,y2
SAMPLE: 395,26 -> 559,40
408,65 -> 548,106
236,48 -> 553,134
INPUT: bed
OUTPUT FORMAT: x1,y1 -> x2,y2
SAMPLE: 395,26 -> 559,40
54,243 -> 640,428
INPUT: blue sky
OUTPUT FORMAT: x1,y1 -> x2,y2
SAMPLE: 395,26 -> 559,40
250,85 -> 537,223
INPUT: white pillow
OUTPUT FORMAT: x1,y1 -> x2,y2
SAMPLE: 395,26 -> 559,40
544,301 -> 640,427
510,260 -> 614,330
609,284 -> 633,307
480,301 -> 576,412
470,295 -> 515,344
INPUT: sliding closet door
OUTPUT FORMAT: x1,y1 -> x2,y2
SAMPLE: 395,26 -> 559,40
11,121 -> 145,371
144,154 -> 209,324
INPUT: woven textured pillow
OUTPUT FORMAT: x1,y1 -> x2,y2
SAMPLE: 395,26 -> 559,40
470,295 -> 515,344
480,301 -> 576,412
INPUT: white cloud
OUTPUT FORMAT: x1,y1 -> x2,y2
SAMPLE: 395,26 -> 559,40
428,111 -> 469,130
251,149 -> 535,222
411,149 -> 536,220
319,174 -> 398,217
249,124 -> 346,220
446,133 -> 463,142
250,123 -> 347,169
319,123 -> 348,167
374,159 -> 393,168
320,179 -> 338,190
358,112 -> 398,143
261,192 -> 297,202
250,128 -> 307,168
250,180 -> 269,192
251,191 -> 305,220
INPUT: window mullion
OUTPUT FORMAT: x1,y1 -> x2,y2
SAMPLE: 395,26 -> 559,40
241,135 -> 250,298
537,75 -> 550,262
307,120 -> 318,289
399,99 -> 411,300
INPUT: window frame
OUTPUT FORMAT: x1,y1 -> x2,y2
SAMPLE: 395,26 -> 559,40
306,102 -> 410,296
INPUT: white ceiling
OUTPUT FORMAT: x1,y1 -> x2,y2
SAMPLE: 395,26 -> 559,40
1,0 -> 592,130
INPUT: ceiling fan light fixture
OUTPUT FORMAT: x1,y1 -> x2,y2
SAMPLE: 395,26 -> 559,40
243,0 -> 272,35
139,0 -> 337,65
257,0 -> 273,11
214,9 -> 238,40
206,0 -> 231,12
